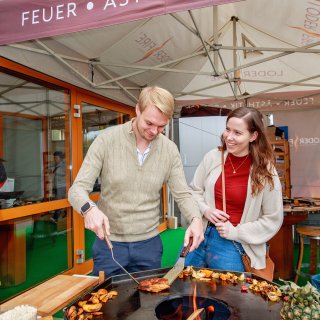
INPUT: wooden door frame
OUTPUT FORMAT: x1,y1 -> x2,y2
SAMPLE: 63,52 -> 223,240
68,93 -> 136,275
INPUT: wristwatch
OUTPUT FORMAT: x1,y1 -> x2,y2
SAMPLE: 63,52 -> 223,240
80,201 -> 96,216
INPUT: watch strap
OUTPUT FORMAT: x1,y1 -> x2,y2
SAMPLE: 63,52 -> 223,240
80,201 -> 96,216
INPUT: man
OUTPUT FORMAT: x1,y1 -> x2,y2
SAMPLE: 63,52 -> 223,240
51,151 -> 66,222
68,86 -> 204,276
0,158 -> 7,189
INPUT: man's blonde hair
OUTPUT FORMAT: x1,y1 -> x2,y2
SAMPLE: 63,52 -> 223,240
137,86 -> 174,119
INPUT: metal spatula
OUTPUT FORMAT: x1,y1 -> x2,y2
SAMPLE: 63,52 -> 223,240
104,231 -> 140,284
163,237 -> 193,285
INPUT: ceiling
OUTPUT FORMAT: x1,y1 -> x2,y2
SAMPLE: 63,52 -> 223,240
1,0 -> 320,117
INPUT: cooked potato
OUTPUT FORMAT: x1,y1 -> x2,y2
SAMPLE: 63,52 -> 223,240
82,303 -> 102,313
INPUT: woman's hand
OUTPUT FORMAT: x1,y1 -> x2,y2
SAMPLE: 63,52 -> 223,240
204,208 -> 230,224
215,221 -> 231,238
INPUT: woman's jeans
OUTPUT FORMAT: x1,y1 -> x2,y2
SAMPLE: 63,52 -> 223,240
185,225 -> 245,272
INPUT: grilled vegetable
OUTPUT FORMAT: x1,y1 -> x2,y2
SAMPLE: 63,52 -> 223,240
67,288 -> 118,319
82,303 -> 102,313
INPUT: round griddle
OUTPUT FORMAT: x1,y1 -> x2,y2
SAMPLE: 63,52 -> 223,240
63,267 -> 283,320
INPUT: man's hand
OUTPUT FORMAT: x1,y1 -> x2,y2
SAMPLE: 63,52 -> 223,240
83,206 -> 110,240
184,217 -> 204,252
203,208 -> 229,224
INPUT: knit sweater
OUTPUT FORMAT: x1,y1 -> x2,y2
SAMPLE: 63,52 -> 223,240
68,120 -> 201,242
190,148 -> 283,269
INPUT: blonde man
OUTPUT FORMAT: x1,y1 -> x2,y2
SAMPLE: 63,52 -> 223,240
68,86 -> 204,277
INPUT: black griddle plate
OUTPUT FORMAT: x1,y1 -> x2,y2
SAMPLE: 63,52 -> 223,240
63,268 -> 282,320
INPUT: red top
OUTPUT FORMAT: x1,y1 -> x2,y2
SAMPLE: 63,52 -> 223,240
0,180 -> 6,188
215,153 -> 252,226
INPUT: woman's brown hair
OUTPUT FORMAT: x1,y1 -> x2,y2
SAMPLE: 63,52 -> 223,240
221,107 -> 275,195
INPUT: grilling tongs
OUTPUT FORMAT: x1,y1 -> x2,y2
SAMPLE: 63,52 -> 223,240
104,229 -> 140,284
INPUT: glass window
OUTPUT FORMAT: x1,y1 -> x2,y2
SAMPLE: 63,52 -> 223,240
82,103 -> 128,194
0,72 -> 70,209
0,211 -> 71,301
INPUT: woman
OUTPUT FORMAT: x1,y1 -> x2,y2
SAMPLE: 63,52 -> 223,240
185,107 -> 283,272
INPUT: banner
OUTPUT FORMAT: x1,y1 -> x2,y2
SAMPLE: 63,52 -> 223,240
0,0 -> 238,45
176,90 -> 320,112
274,109 -> 320,198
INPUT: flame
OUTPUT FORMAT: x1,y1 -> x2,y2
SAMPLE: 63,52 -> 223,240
207,305 -> 215,314
192,284 -> 198,315
192,285 -> 204,320
161,304 -> 183,320
192,284 -> 215,319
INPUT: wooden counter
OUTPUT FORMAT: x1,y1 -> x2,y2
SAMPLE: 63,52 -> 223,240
283,206 -> 320,214
0,275 -> 98,317
0,217 -> 31,287
269,211 -> 309,280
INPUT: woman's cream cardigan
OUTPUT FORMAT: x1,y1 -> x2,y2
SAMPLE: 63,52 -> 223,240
190,148 -> 283,269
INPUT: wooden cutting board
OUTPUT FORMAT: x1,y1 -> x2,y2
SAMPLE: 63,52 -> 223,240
0,275 -> 98,316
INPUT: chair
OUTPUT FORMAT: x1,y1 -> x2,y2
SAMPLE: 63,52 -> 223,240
29,214 -> 57,249
294,226 -> 320,283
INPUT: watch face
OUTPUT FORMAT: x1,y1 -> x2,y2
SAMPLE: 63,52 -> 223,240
81,202 -> 91,213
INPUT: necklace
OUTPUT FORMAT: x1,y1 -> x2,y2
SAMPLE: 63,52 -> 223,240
229,154 -> 249,174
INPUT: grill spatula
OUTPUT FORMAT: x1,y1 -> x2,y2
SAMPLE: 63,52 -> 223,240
104,231 -> 140,285
163,237 -> 193,285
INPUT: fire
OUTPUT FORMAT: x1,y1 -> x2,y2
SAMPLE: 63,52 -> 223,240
161,304 -> 183,320
207,305 -> 215,313
192,284 -> 198,317
158,284 -> 216,319
191,284 -> 214,320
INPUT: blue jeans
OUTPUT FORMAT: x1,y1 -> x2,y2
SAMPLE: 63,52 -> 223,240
92,235 -> 163,277
185,226 -> 245,272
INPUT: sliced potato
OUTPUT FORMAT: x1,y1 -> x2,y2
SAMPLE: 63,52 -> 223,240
82,303 -> 102,313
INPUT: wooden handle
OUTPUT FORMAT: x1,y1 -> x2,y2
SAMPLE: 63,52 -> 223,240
98,271 -> 105,284
103,229 -> 113,249
186,308 -> 204,320
221,149 -> 226,212
180,238 -> 193,257
105,235 -> 113,249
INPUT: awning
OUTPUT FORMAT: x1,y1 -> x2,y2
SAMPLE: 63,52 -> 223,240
0,0 -> 239,45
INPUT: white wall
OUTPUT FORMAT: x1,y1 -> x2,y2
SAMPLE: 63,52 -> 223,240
178,116 -> 227,227
4,116 -> 43,200
179,116 -> 227,183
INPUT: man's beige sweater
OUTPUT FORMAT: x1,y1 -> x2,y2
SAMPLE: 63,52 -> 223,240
68,120 -> 201,242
